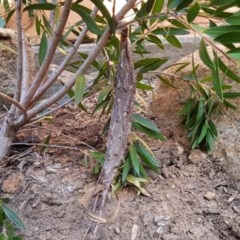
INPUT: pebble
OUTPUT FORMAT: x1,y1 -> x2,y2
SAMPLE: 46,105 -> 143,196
1,172 -> 24,193
204,191 -> 216,201
188,149 -> 207,164
115,227 -> 120,234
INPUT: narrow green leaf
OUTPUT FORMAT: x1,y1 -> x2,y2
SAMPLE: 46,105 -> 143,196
210,0 -> 238,6
196,100 -> 205,123
227,48 -> 240,60
152,0 -> 164,15
3,0 -> 10,11
215,32 -> 240,44
179,98 -> 194,116
146,0 -> 156,13
156,74 -> 177,88
167,19 -> 188,29
204,25 -> 240,38
90,0 -> 115,34
133,114 -> 159,132
212,53 -> 223,100
122,157 -> 131,182
187,2 -> 200,23
71,4 -> 101,35
147,34 -> 164,49
176,0 -> 193,11
39,32 -> 48,65
199,40 -> 215,70
135,142 -> 159,172
35,15 -> 41,36
223,92 -> 240,99
2,204 -> 25,230
197,122 -> 208,144
74,74 -> 86,105
218,58 -> 240,83
132,122 -> 166,141
223,99 -> 237,109
226,12 -> 240,25
164,35 -> 182,48
168,0 -> 182,9
134,58 -> 168,73
90,151 -> 104,164
23,3 -> 56,11
152,27 -> 189,36
208,120 -> 218,137
130,144 -> 140,176
98,85 -> 112,104
139,163 -> 148,178
206,130 -> 214,151
136,82 -> 154,90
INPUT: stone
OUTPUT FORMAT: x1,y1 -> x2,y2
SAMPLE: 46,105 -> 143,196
188,149 -> 207,164
204,191 -> 216,201
115,227 -> 120,234
1,172 -> 24,193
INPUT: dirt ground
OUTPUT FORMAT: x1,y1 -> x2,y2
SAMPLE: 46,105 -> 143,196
1,96 -> 240,240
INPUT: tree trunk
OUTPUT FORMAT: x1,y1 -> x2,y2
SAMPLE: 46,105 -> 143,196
100,26 -> 135,186
0,119 -> 16,161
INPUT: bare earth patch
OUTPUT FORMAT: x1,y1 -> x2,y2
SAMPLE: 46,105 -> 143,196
1,103 -> 240,240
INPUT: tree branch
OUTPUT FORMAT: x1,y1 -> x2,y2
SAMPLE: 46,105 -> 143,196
14,0 -> 138,127
30,7 -> 99,104
21,0 -> 73,108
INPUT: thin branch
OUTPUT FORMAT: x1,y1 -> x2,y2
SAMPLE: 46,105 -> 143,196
15,0 -> 138,127
15,0 -> 23,104
0,92 -> 27,120
30,7 -> 99,104
19,32 -> 30,102
21,0 -> 73,108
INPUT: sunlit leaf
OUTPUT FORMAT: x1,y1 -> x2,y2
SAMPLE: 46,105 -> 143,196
39,32 -> 48,65
74,74 -> 86,105
187,2 -> 200,23
71,4 -> 101,35
165,35 -> 182,48
90,0 -> 115,33
199,40 -> 215,70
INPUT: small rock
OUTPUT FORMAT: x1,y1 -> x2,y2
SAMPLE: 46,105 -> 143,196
204,191 -> 216,201
115,227 -> 120,234
188,149 -> 207,164
131,224 -> 139,240
232,205 -> 240,213
1,172 -> 24,193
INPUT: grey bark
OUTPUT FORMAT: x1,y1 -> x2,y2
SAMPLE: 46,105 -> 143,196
100,26 -> 135,185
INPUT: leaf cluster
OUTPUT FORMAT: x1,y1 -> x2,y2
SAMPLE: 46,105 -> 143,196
0,199 -> 25,240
